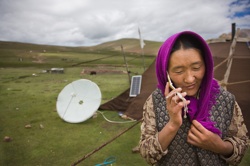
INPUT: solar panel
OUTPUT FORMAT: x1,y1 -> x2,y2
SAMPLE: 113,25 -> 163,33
129,75 -> 142,97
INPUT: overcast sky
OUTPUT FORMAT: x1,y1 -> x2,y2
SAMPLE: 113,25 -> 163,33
0,0 -> 249,46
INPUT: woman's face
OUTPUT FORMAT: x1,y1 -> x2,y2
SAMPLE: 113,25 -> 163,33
168,48 -> 205,97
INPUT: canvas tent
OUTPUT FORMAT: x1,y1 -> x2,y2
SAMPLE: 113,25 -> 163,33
99,40 -> 250,131
99,59 -> 157,120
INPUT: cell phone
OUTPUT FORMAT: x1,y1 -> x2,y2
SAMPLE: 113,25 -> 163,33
167,72 -> 185,101
167,71 -> 188,118
167,72 -> 176,90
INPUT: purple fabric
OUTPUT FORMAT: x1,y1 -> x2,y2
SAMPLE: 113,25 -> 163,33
155,31 -> 221,135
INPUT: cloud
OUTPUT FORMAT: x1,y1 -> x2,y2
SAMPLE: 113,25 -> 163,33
0,0 -> 249,46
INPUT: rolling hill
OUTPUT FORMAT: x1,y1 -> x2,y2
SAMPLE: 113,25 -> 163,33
0,38 -> 162,56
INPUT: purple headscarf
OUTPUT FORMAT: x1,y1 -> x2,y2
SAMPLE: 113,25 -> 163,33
156,31 -> 221,135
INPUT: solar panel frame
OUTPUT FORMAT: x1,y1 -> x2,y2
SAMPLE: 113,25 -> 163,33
129,75 -> 142,97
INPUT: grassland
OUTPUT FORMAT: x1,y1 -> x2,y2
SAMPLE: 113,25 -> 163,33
0,39 -> 155,166
0,39 -> 249,166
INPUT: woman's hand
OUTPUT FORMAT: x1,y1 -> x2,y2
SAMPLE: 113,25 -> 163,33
187,120 -> 233,156
164,82 -> 189,128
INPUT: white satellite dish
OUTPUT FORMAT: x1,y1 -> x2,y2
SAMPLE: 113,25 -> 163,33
56,79 -> 101,123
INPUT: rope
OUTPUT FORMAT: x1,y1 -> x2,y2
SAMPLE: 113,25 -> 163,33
213,56 -> 230,71
219,80 -> 250,86
97,111 -> 136,124
71,120 -> 141,166
71,55 -> 116,67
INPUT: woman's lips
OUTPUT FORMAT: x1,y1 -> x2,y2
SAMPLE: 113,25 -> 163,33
185,84 -> 196,90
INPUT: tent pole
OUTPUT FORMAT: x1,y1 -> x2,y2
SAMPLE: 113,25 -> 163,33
221,28 -> 240,90
141,47 -> 145,71
121,45 -> 131,84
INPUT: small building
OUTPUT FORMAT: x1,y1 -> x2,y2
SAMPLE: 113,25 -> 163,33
51,68 -> 64,74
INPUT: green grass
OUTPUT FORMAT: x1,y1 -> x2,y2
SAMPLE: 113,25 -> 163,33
0,67 -> 148,166
0,40 -> 249,166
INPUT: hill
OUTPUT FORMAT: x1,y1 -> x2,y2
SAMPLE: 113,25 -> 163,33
0,38 -> 162,56
1,28 -> 249,55
86,38 -> 162,55
0,38 -> 160,69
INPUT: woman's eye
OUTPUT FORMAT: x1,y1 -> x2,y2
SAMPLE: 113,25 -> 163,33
193,66 -> 201,70
175,71 -> 183,74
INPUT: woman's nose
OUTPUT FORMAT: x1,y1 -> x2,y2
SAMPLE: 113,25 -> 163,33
184,72 -> 195,83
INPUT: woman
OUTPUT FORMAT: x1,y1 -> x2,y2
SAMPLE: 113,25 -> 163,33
139,31 -> 249,165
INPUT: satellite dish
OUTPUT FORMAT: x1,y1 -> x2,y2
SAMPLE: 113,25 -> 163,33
56,79 -> 101,123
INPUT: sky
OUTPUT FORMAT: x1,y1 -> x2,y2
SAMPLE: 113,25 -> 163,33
0,0 -> 249,46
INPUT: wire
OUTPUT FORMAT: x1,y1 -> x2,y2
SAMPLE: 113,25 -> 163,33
71,121 -> 141,166
97,111 -> 136,124
95,156 -> 116,166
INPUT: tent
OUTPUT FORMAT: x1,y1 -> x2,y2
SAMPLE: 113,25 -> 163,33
99,59 -> 157,120
99,41 -> 250,131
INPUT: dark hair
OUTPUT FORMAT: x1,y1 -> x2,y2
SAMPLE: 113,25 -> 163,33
170,34 -> 204,56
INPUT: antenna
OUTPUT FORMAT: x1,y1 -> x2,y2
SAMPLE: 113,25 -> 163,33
56,79 -> 101,123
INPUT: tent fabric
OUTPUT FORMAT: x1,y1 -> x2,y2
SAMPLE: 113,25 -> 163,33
99,59 -> 157,120
99,41 -> 250,131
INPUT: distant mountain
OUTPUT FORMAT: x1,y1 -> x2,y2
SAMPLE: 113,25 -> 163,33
2,29 -> 249,56
86,38 -> 162,55
0,38 -> 162,56
0,41 -> 79,52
